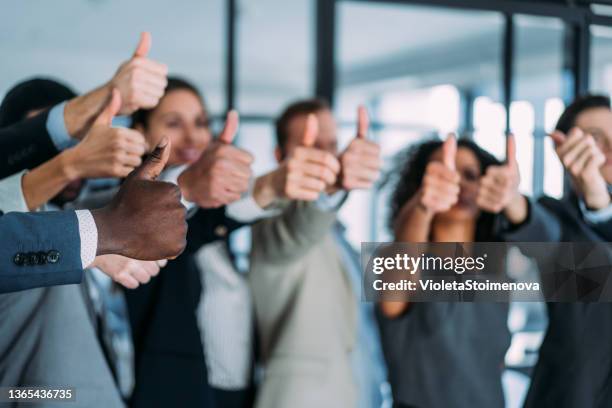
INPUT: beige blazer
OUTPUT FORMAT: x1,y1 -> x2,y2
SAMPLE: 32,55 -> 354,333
249,201 -> 357,408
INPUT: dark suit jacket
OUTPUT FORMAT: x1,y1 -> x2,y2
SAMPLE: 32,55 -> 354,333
126,207 -> 244,408
0,110 -> 59,178
0,210 -> 83,293
503,193 -> 612,408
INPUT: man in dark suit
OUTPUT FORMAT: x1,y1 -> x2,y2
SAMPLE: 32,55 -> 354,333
503,95 -> 612,408
0,139 -> 187,293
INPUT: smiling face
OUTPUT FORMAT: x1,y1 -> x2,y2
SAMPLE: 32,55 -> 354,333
574,107 -> 612,184
136,89 -> 212,167
429,145 -> 483,222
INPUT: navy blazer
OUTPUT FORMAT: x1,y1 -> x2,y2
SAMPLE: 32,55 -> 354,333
0,110 -> 59,179
0,210 -> 83,293
503,193 -> 612,408
126,207 -> 244,408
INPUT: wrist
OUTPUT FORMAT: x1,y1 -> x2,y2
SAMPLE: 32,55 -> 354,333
415,190 -> 436,220
58,148 -> 82,181
91,207 -> 124,256
253,172 -> 279,208
583,192 -> 611,211
503,193 -> 528,224
177,171 -> 196,202
65,84 -> 112,139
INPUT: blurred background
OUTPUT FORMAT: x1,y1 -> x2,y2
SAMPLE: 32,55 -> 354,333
3,0 -> 612,406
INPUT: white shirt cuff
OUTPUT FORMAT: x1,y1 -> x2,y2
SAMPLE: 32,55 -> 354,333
315,190 -> 347,212
160,165 -> 198,212
225,178 -> 280,222
0,171 -> 29,213
75,210 -> 98,268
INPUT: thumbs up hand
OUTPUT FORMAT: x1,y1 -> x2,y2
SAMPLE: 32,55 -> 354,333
108,32 -> 168,115
259,113 -> 340,203
61,89 -> 147,180
550,128 -> 610,210
418,134 -> 461,215
476,134 -> 522,214
92,138 -> 188,260
178,110 -> 254,208
337,106 -> 381,191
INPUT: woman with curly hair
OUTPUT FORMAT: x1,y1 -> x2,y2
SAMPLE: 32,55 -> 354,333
377,135 -> 531,408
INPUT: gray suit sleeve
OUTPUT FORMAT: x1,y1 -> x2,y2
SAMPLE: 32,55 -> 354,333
500,198 -> 562,242
0,211 -> 84,293
251,200 -> 337,264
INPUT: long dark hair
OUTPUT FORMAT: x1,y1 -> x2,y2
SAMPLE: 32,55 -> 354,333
387,137 -> 502,242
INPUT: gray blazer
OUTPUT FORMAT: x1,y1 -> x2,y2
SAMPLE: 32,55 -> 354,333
249,201 -> 357,408
0,284 -> 124,407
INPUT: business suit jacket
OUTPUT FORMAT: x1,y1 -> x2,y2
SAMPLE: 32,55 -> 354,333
503,193 -> 612,408
249,201 -> 357,408
0,284 -> 125,408
126,207 -> 243,408
0,211 -> 83,293
0,110 -> 58,179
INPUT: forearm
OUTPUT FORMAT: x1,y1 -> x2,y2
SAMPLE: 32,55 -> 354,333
382,196 -> 432,317
252,172 -> 279,209
64,84 -> 111,140
394,196 -> 433,242
503,194 -> 528,225
21,152 -> 79,210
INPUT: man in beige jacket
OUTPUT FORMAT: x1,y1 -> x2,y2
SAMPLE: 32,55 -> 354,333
249,100 -> 386,408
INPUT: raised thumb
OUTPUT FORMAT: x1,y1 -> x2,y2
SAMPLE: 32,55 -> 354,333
133,31 -> 151,58
131,137 -> 170,180
442,133 -> 457,171
356,105 -> 369,139
302,113 -> 318,147
218,110 -> 239,144
94,88 -> 121,126
548,130 -> 567,147
506,133 -> 517,169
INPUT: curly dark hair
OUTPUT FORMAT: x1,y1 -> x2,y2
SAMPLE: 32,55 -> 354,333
386,137 -> 503,241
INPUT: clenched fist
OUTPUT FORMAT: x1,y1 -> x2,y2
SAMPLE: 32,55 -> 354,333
259,113 -> 340,204
108,32 -> 168,115
178,110 -> 254,208
93,138 -> 188,260
62,89 -> 147,179
550,127 -> 610,210
338,106 -> 381,190
418,134 -> 461,214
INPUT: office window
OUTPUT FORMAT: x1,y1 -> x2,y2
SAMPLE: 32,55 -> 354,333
591,25 -> 612,97
510,101 -> 535,196
543,98 -> 565,198
336,2 -> 504,245
0,0 -> 226,115
512,15 -> 570,197
473,96 -> 507,160
236,0 -> 314,115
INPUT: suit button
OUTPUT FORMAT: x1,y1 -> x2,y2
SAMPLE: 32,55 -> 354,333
28,252 -> 41,265
37,252 -> 48,265
46,250 -> 60,264
214,225 -> 228,237
13,253 -> 26,266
